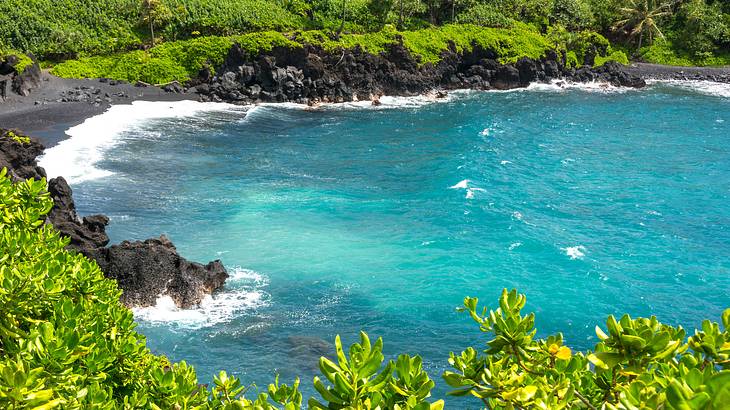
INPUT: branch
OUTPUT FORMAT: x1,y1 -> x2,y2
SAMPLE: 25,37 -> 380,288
574,391 -> 598,410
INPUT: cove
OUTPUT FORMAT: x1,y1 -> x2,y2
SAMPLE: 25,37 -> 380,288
43,82 -> 730,400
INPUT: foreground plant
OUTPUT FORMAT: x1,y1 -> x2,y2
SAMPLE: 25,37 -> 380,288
444,288 -> 730,409
310,332 -> 444,410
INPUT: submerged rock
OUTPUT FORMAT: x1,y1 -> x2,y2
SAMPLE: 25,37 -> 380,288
0,129 -> 229,309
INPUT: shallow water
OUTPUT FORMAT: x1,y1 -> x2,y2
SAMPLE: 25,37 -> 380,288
43,82 -> 730,401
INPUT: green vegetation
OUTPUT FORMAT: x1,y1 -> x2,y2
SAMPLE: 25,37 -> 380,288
51,24 -> 577,84
51,33 -> 299,84
0,46 -> 34,75
3,0 -> 730,68
1,158 -> 728,408
444,289 -> 730,408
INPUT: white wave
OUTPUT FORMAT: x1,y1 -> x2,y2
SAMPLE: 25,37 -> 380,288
525,80 -> 630,93
132,267 -> 269,329
449,179 -> 470,189
562,245 -> 587,260
38,100 -> 243,184
647,79 -> 730,98
449,179 -> 486,199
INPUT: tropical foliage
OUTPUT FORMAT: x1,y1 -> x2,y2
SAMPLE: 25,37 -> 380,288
1,0 -> 729,66
51,23 -> 622,84
1,152 -> 728,408
444,289 -> 730,409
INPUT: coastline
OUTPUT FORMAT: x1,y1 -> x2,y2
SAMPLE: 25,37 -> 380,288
0,71 -> 194,147
2,62 -> 730,148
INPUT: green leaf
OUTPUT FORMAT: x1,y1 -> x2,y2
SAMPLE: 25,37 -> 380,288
587,352 -> 624,369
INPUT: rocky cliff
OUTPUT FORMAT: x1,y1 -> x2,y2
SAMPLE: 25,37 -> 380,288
195,41 -> 645,105
0,129 -> 228,309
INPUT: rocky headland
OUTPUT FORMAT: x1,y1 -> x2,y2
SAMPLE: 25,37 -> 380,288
0,129 -> 228,308
194,44 -> 646,105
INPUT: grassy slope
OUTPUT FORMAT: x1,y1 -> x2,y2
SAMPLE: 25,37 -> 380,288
51,24 -> 591,85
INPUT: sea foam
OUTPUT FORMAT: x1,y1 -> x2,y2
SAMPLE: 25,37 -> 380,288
38,100 -> 243,184
132,267 -> 268,329
647,79 -> 730,98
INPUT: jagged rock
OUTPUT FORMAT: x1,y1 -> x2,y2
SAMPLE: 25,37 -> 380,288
46,177 -> 110,251
492,65 -> 521,90
0,130 -> 46,181
0,128 -> 229,310
196,40 -> 646,104
5,53 -> 41,97
89,236 -> 228,308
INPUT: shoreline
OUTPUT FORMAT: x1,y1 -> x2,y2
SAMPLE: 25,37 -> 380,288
0,71 -> 195,147
2,62 -> 730,147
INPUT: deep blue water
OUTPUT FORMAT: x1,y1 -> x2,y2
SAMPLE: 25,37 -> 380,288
67,83 -> 730,402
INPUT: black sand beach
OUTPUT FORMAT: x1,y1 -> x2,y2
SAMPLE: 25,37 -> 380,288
2,63 -> 730,147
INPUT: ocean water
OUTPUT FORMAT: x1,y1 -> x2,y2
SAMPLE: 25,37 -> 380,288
40,81 -> 730,402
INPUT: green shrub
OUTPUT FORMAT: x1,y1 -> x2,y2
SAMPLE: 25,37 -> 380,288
161,0 -> 303,37
550,0 -> 595,30
0,48 -> 34,75
51,33 -> 299,84
400,23 -> 552,64
444,289 -> 730,409
641,37 -> 730,67
594,49 -> 629,66
309,332 -> 443,409
565,50 -> 580,67
0,0 -> 142,57
0,0 -> 303,59
455,4 -> 517,28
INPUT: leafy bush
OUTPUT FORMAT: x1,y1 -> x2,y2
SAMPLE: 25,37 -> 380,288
641,37 -> 730,66
0,0 -> 142,58
309,332 -> 443,409
550,0 -> 595,30
400,23 -> 552,64
594,49 -> 629,66
0,46 -> 35,75
161,0 -> 304,38
455,4 -> 517,28
51,32 -> 300,84
443,289 -> 730,409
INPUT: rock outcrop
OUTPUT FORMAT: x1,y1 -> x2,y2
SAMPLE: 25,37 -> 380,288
196,41 -> 646,105
0,130 -> 228,309
0,53 -> 41,100
0,130 -> 46,180
88,236 -> 228,308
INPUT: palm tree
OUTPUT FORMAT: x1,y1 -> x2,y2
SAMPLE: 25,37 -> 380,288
614,0 -> 673,51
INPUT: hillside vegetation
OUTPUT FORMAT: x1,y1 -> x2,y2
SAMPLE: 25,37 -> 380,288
1,131 -> 729,408
50,24 -> 569,84
1,0 -> 729,67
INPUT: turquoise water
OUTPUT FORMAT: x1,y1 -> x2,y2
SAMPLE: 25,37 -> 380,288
69,83 -> 730,401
